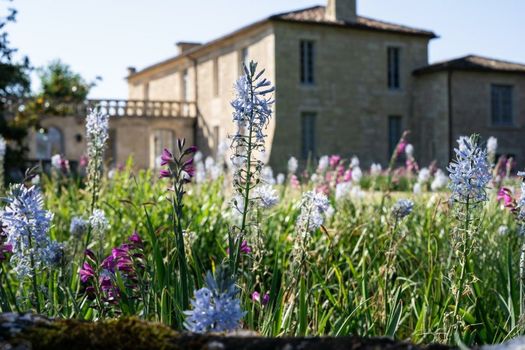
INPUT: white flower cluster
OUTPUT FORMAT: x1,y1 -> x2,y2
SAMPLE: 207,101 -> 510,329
296,191 -> 330,236
86,110 -> 109,191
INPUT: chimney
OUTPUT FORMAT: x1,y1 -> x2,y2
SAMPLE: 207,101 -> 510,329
326,0 -> 357,23
175,41 -> 202,55
127,66 -> 136,76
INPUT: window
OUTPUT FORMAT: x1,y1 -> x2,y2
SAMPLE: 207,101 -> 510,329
239,47 -> 248,76
152,129 -> 175,168
387,47 -> 400,89
35,126 -> 63,159
182,69 -> 189,101
301,112 -> 316,159
491,84 -> 513,125
300,40 -> 315,84
388,116 -> 402,157
213,58 -> 219,97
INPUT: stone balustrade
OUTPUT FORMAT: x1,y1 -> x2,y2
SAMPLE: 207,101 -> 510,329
0,98 -> 197,118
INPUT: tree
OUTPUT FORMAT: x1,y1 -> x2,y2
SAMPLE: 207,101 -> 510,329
0,0 -> 32,180
20,60 -> 98,117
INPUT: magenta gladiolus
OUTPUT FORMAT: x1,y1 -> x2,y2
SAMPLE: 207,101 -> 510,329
498,187 -> 515,209
79,262 -> 95,283
159,169 -> 171,178
161,148 -> 174,166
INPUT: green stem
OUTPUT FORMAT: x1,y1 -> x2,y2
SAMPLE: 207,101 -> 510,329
451,197 -> 470,338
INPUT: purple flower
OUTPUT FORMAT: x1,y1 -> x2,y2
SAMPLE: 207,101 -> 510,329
251,291 -> 270,305
79,262 -> 95,283
0,243 -> 12,262
262,292 -> 270,305
129,232 -> 142,245
240,240 -> 252,254
161,148 -> 174,166
159,169 -> 171,179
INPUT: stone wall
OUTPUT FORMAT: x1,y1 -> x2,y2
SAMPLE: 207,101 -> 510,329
194,25 -> 276,157
411,71 -> 449,167
271,21 -> 430,170
413,70 -> 525,168
27,115 -> 195,169
450,71 -> 525,167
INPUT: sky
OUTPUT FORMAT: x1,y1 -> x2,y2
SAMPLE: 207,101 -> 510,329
7,0 -> 525,99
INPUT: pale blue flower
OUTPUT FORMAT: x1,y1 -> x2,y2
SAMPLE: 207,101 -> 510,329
70,217 -> 88,238
447,136 -> 492,203
297,191 -> 330,234
231,63 -> 274,143
252,185 -> 279,209
1,185 -> 57,278
392,199 -> 414,219
89,209 -> 108,240
184,269 -> 245,333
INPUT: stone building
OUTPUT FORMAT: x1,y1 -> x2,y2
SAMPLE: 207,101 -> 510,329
28,0 -> 525,170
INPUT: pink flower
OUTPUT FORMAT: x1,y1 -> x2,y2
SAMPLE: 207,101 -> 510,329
497,187 -> 515,209
329,155 -> 341,168
396,141 -> 407,156
290,175 -> 300,189
343,169 -> 352,182
252,291 -> 270,305
79,155 -> 89,168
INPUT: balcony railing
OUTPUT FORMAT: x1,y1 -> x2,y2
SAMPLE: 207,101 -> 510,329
1,98 -> 197,118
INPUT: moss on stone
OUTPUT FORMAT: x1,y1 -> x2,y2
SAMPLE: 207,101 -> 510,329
15,317 -> 181,350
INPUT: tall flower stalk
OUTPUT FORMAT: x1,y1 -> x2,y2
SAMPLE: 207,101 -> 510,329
229,61 -> 274,276
1,184 -> 61,313
83,110 -> 109,251
0,136 -> 6,194
159,140 -> 197,313
446,135 -> 491,339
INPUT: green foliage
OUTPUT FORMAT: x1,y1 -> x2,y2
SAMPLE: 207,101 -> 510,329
0,161 -> 523,346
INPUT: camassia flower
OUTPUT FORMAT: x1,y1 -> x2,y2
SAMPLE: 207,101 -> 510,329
392,199 -> 414,219
447,135 -> 492,204
184,269 -> 245,333
1,184 -> 61,278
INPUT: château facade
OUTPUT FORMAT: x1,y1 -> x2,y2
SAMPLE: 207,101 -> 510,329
28,0 -> 525,170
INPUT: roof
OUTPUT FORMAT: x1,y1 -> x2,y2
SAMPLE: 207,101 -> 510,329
414,55 -> 525,75
270,5 -> 436,38
129,5 -> 437,80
